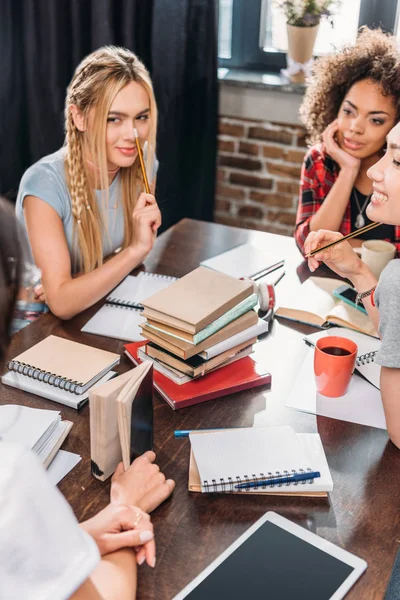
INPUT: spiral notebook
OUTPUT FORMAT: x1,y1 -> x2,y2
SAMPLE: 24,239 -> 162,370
2,335 -> 119,409
81,271 -> 177,341
189,426 -> 333,494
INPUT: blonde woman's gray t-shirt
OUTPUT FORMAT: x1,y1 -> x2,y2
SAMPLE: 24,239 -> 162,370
15,149 -> 124,270
16,148 -> 158,272
374,258 -> 400,368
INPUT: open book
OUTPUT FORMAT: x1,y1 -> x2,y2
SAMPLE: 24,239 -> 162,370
188,426 -> 333,496
276,277 -> 378,337
89,363 -> 153,481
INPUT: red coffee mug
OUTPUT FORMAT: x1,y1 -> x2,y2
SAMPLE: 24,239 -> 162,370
314,336 -> 358,397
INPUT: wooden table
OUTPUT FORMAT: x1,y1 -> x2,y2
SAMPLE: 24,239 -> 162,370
3,219 -> 399,600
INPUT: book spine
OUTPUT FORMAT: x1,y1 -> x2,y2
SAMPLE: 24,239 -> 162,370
7,360 -> 84,395
193,296 -> 258,344
202,468 -> 315,493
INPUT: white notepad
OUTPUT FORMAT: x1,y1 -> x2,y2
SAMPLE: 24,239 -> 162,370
82,272 -> 177,341
189,426 -> 329,493
200,243 -> 273,279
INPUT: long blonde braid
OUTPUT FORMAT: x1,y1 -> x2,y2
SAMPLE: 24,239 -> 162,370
64,46 -> 158,273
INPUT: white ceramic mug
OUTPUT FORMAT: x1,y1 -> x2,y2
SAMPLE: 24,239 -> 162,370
361,239 -> 396,279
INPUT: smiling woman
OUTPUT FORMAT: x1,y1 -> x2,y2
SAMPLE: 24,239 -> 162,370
15,47 -> 161,321
294,27 -> 400,256
304,120 -> 400,450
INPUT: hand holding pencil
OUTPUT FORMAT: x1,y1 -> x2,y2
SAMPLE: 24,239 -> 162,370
133,128 -> 160,245
304,229 -> 365,280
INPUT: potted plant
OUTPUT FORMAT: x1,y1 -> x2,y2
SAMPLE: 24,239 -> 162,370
277,0 -> 340,83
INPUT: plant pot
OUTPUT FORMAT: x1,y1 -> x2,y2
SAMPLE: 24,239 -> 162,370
285,23 -> 319,83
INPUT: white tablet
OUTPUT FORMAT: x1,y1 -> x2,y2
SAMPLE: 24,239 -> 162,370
173,511 -> 367,600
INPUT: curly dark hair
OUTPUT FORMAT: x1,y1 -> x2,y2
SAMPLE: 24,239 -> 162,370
300,27 -> 400,145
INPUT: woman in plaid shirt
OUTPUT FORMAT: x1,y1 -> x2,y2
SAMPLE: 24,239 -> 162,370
295,28 -> 400,256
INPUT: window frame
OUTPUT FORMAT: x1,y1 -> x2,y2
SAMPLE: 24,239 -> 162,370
218,0 -> 400,72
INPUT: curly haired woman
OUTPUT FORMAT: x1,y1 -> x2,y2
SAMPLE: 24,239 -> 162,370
16,46 -> 161,321
295,28 -> 400,255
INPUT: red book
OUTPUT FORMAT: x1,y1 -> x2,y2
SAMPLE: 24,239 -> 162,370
124,342 -> 271,410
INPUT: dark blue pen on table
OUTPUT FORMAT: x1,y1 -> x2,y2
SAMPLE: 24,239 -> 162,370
234,471 -> 321,490
174,428 -> 235,438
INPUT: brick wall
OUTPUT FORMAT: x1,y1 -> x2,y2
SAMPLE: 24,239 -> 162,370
215,116 -> 307,236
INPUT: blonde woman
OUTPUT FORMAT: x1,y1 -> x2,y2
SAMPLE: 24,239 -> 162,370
16,46 -> 161,320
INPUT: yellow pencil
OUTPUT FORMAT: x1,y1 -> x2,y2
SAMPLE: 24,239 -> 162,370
134,128 -> 150,194
306,221 -> 382,257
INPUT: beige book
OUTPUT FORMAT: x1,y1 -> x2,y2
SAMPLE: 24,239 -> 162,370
145,338 -> 257,378
141,266 -> 253,333
140,311 -> 258,359
7,335 -> 120,395
89,363 -> 153,481
276,277 -> 378,337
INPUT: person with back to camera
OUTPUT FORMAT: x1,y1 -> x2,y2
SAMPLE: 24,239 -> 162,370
0,197 -> 175,599
295,27 -> 400,255
15,46 -> 161,323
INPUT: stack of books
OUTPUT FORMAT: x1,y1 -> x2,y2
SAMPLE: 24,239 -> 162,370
125,267 -> 271,409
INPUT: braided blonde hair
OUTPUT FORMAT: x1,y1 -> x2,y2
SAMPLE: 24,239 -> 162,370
65,46 -> 157,273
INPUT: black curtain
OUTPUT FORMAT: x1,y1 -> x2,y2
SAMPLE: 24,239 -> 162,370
0,0 -> 218,230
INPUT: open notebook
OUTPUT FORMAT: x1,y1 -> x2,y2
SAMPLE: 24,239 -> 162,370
276,277 -> 378,338
81,271 -> 177,341
188,426 -> 333,496
2,335 -> 119,409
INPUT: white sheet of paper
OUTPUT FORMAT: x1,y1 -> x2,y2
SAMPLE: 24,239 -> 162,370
200,243 -> 277,279
47,450 -> 81,486
285,348 -> 386,430
0,405 -> 60,449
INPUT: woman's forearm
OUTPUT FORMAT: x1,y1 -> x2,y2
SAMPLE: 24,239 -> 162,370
44,244 -> 147,320
309,168 -> 358,232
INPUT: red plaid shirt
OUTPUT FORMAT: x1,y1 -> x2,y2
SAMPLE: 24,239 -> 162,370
294,144 -> 400,256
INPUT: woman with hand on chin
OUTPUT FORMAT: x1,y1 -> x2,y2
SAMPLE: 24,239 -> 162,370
16,46 -> 161,322
304,121 -> 400,450
295,27 -> 400,255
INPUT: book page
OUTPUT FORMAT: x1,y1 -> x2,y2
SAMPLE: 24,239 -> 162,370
276,277 -> 342,326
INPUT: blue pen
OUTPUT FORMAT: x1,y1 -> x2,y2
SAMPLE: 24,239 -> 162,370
174,428 -> 231,438
234,471 -> 321,489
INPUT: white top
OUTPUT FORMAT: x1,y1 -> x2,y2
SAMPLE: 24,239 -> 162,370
0,441 -> 99,600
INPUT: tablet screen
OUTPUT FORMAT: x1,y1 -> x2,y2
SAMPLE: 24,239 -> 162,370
183,521 -> 354,599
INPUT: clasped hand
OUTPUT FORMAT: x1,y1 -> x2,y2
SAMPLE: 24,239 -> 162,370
131,193 -> 162,255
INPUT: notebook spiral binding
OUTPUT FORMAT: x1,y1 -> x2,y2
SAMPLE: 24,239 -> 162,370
106,299 -> 144,310
7,360 -> 82,395
356,350 -> 378,366
107,273 -> 177,310
202,468 -> 314,493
